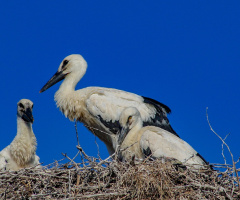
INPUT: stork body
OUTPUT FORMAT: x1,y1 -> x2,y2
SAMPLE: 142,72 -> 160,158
117,107 -> 207,168
0,99 -> 40,171
40,54 -> 178,154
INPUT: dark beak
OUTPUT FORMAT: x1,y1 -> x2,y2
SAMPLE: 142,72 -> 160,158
118,127 -> 129,145
39,71 -> 67,93
22,108 -> 34,123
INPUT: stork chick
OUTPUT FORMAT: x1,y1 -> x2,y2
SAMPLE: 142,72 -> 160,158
40,54 -> 178,154
0,99 -> 40,171
117,107 -> 208,169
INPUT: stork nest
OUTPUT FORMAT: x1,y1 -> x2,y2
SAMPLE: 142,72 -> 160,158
0,149 -> 239,200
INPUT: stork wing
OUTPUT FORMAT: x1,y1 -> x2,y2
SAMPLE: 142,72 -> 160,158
86,88 -> 177,136
140,127 -> 207,166
86,89 -> 145,134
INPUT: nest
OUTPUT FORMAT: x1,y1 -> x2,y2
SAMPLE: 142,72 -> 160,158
0,147 -> 239,200
1,116 -> 239,199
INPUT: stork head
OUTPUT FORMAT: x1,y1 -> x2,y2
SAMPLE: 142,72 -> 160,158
39,54 -> 88,93
17,99 -> 34,123
118,107 -> 142,145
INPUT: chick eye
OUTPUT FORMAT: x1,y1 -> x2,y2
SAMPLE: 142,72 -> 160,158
32,104 -> 34,109
19,103 -> 24,108
62,60 -> 69,69
128,116 -> 132,123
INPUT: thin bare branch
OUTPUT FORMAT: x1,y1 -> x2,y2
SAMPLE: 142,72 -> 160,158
206,107 -> 240,190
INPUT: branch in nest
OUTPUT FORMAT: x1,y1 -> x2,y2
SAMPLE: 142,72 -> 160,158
206,107 -> 240,190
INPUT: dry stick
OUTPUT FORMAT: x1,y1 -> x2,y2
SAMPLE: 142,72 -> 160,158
79,124 -> 118,163
97,155 -> 114,166
76,145 -> 92,163
74,120 -> 80,146
61,153 -> 79,169
68,170 -> 71,194
84,125 -> 113,137
30,192 -> 59,198
83,124 -> 120,161
206,107 -> 240,191
236,157 -> 240,165
86,126 -> 102,161
94,133 -> 101,160
74,121 -> 86,166
222,133 -> 230,165
64,192 -> 126,200
43,158 -> 66,169
71,151 -> 80,163
115,141 -> 138,160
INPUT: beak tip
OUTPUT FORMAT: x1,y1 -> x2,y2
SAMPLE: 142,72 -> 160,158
39,87 -> 45,93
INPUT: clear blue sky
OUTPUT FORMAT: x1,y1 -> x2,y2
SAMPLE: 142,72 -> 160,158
0,1 -> 239,167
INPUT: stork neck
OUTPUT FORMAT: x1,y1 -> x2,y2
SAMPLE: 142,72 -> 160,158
16,117 -> 34,138
131,119 -> 143,135
10,116 -> 36,167
59,77 -> 77,92
122,119 -> 143,146
59,68 -> 86,92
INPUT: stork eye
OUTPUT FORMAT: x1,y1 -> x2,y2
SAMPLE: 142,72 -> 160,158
19,103 -> 24,108
128,116 -> 132,123
62,60 -> 69,69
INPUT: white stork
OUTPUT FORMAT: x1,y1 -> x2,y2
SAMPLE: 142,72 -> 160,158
39,54 -> 178,154
117,107 -> 208,168
0,99 -> 40,171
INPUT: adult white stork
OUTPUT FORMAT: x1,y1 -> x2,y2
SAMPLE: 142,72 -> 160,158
0,99 -> 40,171
39,54 -> 178,154
117,107 -> 208,168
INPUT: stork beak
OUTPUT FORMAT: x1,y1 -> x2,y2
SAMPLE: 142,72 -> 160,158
22,108 -> 34,123
118,127 -> 129,145
39,71 -> 67,93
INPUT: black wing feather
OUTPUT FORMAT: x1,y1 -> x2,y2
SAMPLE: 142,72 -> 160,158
142,96 -> 179,137
97,115 -> 120,135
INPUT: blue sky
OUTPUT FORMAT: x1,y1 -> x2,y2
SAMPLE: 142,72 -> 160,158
0,1 -> 239,167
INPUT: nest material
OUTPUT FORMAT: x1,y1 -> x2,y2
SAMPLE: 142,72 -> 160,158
0,153 -> 239,200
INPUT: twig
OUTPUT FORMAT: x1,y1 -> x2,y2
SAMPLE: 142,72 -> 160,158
84,125 -> 113,137
61,153 -> 79,169
76,145 -> 92,163
65,192 -> 126,199
222,133 -> 230,165
75,120 -> 80,146
206,107 -> 240,190
94,134 -> 101,159
68,170 -> 71,194
30,192 -> 59,198
115,141 -> 138,161
74,122 -> 86,166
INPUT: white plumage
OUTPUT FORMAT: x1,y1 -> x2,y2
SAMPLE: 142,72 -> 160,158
40,54 -> 178,154
117,107 -> 207,168
0,99 -> 40,171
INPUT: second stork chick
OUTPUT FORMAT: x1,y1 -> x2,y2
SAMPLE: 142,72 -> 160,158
0,99 -> 40,171
117,107 -> 208,169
